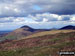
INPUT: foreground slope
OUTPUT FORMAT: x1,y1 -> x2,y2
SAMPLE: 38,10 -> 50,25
0,30 -> 75,56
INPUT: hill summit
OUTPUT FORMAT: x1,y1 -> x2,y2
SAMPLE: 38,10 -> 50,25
60,25 -> 75,30
2,25 -> 50,40
21,26 -> 34,32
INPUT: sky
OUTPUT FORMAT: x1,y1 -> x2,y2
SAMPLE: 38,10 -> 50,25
0,0 -> 75,30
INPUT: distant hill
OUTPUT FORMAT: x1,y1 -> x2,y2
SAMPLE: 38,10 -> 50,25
60,25 -> 75,30
21,25 -> 50,32
21,26 -> 34,32
1,25 -> 50,41
0,31 -> 11,38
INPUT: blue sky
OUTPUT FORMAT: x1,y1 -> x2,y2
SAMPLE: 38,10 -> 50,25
0,0 -> 75,30
33,5 -> 42,10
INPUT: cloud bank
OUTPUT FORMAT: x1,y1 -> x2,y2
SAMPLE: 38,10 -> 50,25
0,0 -> 75,17
0,13 -> 75,30
0,0 -> 75,30
0,13 -> 74,23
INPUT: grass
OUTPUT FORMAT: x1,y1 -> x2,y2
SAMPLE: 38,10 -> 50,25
0,35 -> 17,42
0,30 -> 75,56
0,40 -> 75,56
21,30 -> 75,40
50,41 -> 75,49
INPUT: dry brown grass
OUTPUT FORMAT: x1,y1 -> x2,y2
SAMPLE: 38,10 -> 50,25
0,30 -> 75,56
21,30 -> 75,40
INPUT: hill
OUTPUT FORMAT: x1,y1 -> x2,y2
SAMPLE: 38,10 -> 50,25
0,31 -> 12,41
60,25 -> 75,30
2,25 -> 75,41
1,25 -> 50,41
0,30 -> 75,56
0,31 -> 11,37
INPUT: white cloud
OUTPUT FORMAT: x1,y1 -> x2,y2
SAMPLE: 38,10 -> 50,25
0,13 -> 74,23
0,0 -> 75,17
70,17 -> 75,21
27,13 -> 72,22
42,18 -> 48,22
0,13 -> 75,30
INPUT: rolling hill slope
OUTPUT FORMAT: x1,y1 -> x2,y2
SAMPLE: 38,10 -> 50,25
2,25 -> 75,41
1,26 -> 50,41
0,30 -> 75,56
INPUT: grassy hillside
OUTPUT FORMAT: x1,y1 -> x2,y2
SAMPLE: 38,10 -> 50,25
0,27 -> 49,41
21,30 -> 75,39
0,30 -> 75,56
1,29 -> 75,42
